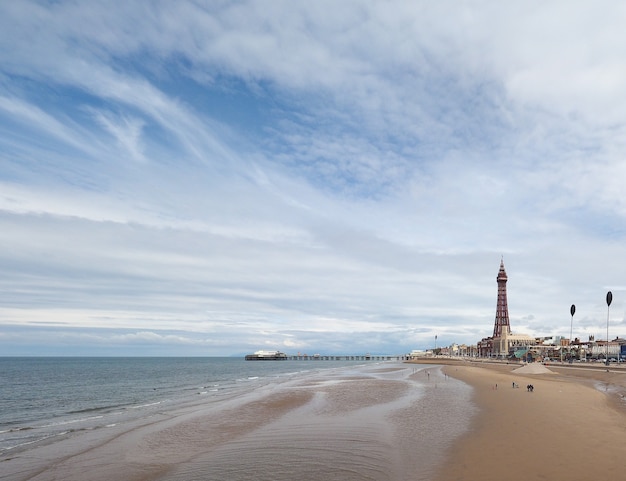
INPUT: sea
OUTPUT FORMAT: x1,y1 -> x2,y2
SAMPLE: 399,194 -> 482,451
1,357 -> 475,481
0,357 -> 366,454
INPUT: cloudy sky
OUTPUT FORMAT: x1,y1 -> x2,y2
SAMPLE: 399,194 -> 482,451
1,1 -> 626,356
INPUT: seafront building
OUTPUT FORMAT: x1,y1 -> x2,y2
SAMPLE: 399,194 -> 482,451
409,259 -> 626,362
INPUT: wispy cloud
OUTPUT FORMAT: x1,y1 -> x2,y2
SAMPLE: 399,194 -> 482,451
1,1 -> 625,355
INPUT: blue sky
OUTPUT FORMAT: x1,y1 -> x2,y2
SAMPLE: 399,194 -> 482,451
1,1 -> 626,356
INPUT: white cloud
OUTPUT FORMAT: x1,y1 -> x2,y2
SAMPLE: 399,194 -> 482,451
92,110 -> 146,163
1,1 -> 626,355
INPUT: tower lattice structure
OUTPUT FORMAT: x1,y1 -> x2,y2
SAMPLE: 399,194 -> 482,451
492,259 -> 511,338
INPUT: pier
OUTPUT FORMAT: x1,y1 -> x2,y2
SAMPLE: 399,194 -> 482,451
286,355 -> 409,361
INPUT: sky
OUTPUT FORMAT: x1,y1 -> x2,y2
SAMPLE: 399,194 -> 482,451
1,1 -> 626,356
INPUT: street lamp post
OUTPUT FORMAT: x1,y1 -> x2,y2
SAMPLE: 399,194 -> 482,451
606,291 -> 612,366
570,304 -> 575,362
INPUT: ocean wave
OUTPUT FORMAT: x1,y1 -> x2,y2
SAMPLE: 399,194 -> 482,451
41,415 -> 104,428
1,430 -> 69,452
128,401 -> 162,409
0,426 -> 34,434
67,404 -> 123,415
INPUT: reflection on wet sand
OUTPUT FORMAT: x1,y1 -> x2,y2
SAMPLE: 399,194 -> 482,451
158,366 -> 473,481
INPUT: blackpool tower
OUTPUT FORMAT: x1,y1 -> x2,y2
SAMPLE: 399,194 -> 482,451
492,258 -> 511,338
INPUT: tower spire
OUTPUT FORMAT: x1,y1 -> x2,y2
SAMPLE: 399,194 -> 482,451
493,259 -> 511,338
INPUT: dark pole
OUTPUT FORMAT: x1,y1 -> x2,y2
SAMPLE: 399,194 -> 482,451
570,304 -> 575,361
606,291 -> 613,365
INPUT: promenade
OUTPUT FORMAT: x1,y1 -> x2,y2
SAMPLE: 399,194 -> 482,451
285,354 -> 409,361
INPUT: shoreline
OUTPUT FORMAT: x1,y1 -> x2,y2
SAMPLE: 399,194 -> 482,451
2,362 -> 469,481
420,359 -> 626,481
6,359 -> 623,480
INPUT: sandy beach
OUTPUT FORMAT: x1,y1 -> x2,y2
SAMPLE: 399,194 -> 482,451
429,360 -> 626,481
3,360 -> 625,481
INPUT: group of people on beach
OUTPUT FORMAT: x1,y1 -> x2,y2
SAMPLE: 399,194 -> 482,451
511,381 -> 534,392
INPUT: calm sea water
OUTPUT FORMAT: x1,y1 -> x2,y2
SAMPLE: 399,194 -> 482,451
0,357 -> 365,454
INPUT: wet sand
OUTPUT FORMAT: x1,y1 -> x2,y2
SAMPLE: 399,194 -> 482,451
1,389 -> 317,481
427,360 -> 626,481
1,364 -> 473,481
154,367 -> 472,481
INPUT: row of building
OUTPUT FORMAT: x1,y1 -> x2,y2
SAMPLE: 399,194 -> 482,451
412,259 -> 626,362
